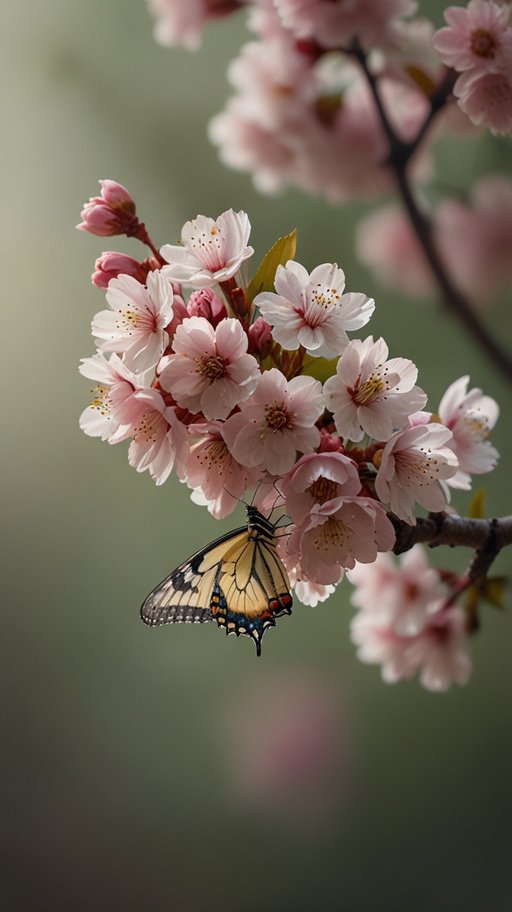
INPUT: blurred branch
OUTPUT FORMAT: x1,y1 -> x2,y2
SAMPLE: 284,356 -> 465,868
350,41 -> 512,386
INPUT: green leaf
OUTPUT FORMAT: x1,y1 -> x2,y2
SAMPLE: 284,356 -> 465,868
468,488 -> 486,519
246,229 -> 297,304
301,354 -> 339,384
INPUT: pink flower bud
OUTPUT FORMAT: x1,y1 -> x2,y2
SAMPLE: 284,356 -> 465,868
91,252 -> 154,289
77,179 -> 140,237
187,288 -> 228,327
248,316 -> 272,359
318,429 -> 342,453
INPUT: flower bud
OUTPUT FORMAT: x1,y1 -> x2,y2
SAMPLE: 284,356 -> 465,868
91,252 -> 155,289
248,316 -> 272,359
187,288 -> 228,327
77,179 -> 140,237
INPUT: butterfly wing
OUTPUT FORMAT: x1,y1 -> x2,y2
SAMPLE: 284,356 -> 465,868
140,526 -> 247,627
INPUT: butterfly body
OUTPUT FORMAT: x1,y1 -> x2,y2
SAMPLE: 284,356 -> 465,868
140,506 -> 292,655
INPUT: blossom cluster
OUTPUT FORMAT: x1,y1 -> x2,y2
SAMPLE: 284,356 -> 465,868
78,185 -> 499,688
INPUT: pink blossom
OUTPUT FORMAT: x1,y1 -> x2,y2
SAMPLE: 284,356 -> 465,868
187,287 -> 227,326
438,375 -> 499,489
78,352 -> 148,442
91,270 -> 174,372
280,452 -> 362,526
281,548 -> 338,606
159,317 -> 260,420
288,494 -> 395,584
255,260 -> 375,358
355,204 -> 435,297
273,0 -> 417,52
407,607 -> 472,691
436,175 -> 512,299
453,68 -> 512,133
91,252 -> 155,290
348,546 -> 447,636
350,612 -> 418,683
126,389 -> 189,485
432,0 -> 512,75
323,336 -> 427,443
185,420 -> 262,518
375,423 -> 459,524
160,209 -> 254,288
247,316 -> 273,359
222,368 -> 324,475
77,179 -> 140,237
149,0 -> 240,50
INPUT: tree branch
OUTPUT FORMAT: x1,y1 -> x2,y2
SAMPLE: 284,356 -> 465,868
392,513 -> 512,581
350,42 -> 512,386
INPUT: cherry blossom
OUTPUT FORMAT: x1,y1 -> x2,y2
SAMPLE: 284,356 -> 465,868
77,179 -> 139,237
406,607 -> 472,692
126,389 -> 189,485
273,0 -> 417,52
282,550 -> 338,606
288,493 -> 395,584
438,375 -> 499,489
159,316 -> 260,420
185,420 -> 262,518
187,287 -> 227,326
149,0 -> 240,50
91,252 -> 154,290
375,423 -> 459,524
78,352 -> 148,442
256,261 -> 375,358
279,452 -> 362,526
432,0 -> 512,76
323,336 -> 427,442
348,546 -> 447,636
222,368 -> 324,475
160,209 -> 254,288
350,612 -> 418,683
453,68 -> 512,134
355,204 -> 435,297
91,270 -> 174,372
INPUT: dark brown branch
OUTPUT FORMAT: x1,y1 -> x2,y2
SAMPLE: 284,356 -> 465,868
392,513 -> 512,581
350,42 -> 512,386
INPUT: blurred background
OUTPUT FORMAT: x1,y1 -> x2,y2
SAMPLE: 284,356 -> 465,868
1,1 -> 511,909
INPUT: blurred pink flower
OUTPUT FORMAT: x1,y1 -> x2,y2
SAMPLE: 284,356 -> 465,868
273,0 -> 417,51
348,546 -> 447,636
375,423 -> 459,524
149,0 -> 240,50
225,670 -> 351,825
77,179 -> 139,237
351,613 -> 418,683
454,68 -> 512,133
255,260 -> 375,358
323,336 -> 427,443
160,317 -> 260,420
407,607 -> 472,691
185,420 -> 262,518
432,0 -> 512,75
222,368 -> 324,474
355,204 -> 435,297
438,375 -> 499,489
91,270 -> 174,372
160,209 -> 254,288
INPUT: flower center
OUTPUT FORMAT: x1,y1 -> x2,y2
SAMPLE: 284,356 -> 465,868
90,384 -> 109,415
198,355 -> 226,379
470,28 -> 497,59
133,410 -> 160,443
306,475 -> 339,504
264,400 -> 290,431
311,283 -> 341,310
312,517 -> 347,553
352,373 -> 386,406
117,308 -> 139,331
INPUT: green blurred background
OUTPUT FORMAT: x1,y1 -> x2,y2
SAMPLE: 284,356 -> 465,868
2,1 -> 511,909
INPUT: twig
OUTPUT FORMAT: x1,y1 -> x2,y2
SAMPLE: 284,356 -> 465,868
350,42 -> 512,386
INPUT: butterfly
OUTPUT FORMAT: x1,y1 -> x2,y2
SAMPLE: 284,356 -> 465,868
140,506 -> 293,655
